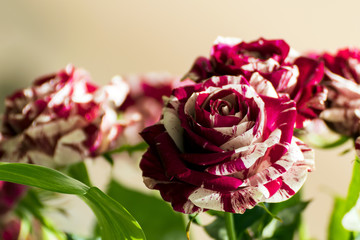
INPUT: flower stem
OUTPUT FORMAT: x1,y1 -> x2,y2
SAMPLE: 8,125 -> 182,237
224,212 -> 236,240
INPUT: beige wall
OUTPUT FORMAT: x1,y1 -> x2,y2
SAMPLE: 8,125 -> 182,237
1,0 -> 359,239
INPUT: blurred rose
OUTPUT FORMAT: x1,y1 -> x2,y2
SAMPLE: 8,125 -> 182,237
0,65 -> 129,167
120,72 -> 193,144
0,182 -> 27,240
140,75 -> 314,214
1,219 -> 20,240
0,182 -> 26,216
320,48 -> 360,137
184,37 -> 326,128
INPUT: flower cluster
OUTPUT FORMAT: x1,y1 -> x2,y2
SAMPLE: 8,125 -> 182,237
139,37 -> 324,214
2,36 -> 360,240
184,37 -> 326,128
138,37 -> 360,217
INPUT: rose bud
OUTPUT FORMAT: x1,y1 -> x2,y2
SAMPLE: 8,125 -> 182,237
183,36 -> 326,129
140,75 -> 314,214
0,65 -> 128,167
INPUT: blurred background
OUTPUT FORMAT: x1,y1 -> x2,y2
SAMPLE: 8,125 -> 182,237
1,0 -> 359,239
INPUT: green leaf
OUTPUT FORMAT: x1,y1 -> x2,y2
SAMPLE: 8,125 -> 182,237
204,217 -> 228,240
0,162 -> 88,194
263,201 -> 309,240
345,159 -> 360,212
268,191 -> 302,215
106,180 -> 186,240
16,188 -> 68,240
16,189 -> 48,229
327,158 -> 360,240
258,203 -> 282,222
67,161 -> 92,186
188,213 -> 202,226
0,162 -> 145,240
102,153 -> 114,166
259,192 -> 309,240
305,135 -> 349,149
233,206 -> 265,238
81,187 -> 146,240
327,197 -> 350,240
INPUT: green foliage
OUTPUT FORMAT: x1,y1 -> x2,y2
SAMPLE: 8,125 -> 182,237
345,160 -> 360,212
106,179 -> 186,240
16,188 -> 67,239
204,191 -> 309,240
82,187 -> 145,240
0,162 -> 89,194
67,161 -> 92,186
0,162 -> 145,240
305,135 -> 349,149
234,205 -> 266,239
328,197 -> 350,240
327,159 -> 360,240
263,201 -> 309,240
204,217 -> 228,240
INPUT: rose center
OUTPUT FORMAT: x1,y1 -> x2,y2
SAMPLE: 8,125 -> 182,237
211,99 -> 231,116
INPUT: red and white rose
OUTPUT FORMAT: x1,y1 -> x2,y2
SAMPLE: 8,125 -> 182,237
0,65 -> 128,167
140,75 -> 314,214
318,48 -> 360,156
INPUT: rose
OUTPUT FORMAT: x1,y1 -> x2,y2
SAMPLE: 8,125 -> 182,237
0,65 -> 128,167
317,48 -> 360,156
184,37 -> 326,128
119,72 -> 193,144
140,75 -> 314,214
320,48 -> 360,136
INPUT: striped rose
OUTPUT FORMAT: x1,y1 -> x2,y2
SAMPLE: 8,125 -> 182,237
318,48 -> 360,156
0,65 -> 128,167
184,37 -> 326,128
140,75 -> 314,214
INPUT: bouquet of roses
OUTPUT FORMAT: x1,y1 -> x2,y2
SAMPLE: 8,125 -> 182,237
0,36 -> 358,240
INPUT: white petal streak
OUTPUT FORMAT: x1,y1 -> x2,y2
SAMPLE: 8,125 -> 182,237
188,187 -> 265,213
208,129 -> 281,176
249,72 -> 278,98
162,96 -> 184,152
242,137 -> 307,190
